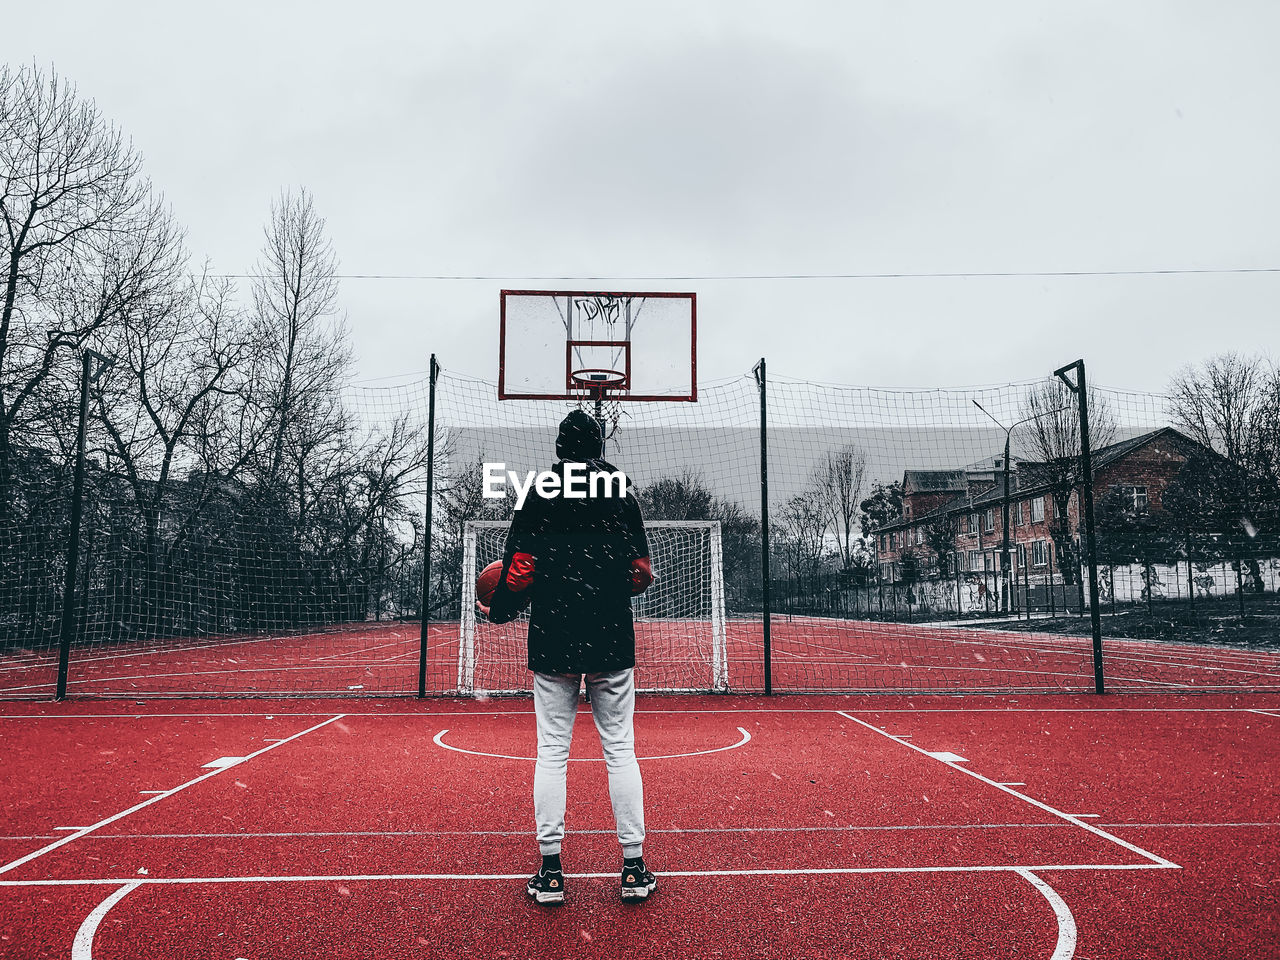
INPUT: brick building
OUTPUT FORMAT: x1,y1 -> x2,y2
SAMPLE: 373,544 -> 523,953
874,427 -> 1211,585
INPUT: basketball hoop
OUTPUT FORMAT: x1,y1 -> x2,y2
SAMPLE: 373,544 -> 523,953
569,368 -> 627,443
569,368 -> 628,394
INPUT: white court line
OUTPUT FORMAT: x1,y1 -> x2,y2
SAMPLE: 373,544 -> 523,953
431,726 -> 752,761
72,881 -> 142,960
835,711 -> 1179,870
13,650 -> 1261,695
0,862 -> 1177,888
61,819 -> 1280,841
0,714 -> 346,877
64,822 -> 1082,840
0,662 -> 418,694
3,705 -> 1280,721
1017,870 -> 1077,960
34,633 -> 289,669
309,639 -> 412,662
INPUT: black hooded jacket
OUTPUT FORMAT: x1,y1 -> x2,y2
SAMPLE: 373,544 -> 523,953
487,411 -> 649,674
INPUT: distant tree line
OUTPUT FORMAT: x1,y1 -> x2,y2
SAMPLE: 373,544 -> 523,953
0,65 -> 429,647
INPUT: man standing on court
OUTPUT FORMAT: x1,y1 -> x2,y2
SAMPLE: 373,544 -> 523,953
481,409 -> 657,905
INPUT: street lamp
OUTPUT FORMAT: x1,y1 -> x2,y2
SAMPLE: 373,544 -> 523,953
971,401 -> 1071,616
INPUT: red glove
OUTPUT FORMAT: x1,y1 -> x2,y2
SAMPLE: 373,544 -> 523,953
630,557 -> 654,595
506,552 -> 535,591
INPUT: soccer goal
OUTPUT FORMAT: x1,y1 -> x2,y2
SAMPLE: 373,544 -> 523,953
460,520 -> 728,695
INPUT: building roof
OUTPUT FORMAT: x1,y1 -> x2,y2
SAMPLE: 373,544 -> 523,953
903,469 -> 967,494
874,427 -> 1206,535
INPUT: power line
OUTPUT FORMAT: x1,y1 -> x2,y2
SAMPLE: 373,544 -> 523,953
212,266 -> 1280,281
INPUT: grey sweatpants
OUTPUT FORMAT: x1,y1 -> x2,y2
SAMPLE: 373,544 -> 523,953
532,669 -> 645,858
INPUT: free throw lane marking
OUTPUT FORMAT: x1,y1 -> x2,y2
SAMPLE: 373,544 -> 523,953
1017,870 -> 1078,960
72,881 -> 141,960
0,715 -> 346,877
835,711 -> 1179,869
432,726 -> 752,761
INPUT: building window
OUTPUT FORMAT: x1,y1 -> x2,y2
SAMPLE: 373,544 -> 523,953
1032,540 -> 1048,567
879,534 -> 886,553
968,550 -> 981,571
970,512 -> 979,534
1031,497 -> 1045,523
1015,501 -> 1025,526
889,532 -> 896,550
915,527 -> 923,545
984,508 -> 995,532
1114,485 -> 1149,513
1016,543 -> 1027,569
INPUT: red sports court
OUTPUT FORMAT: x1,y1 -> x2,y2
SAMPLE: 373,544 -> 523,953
3,291 -> 1279,956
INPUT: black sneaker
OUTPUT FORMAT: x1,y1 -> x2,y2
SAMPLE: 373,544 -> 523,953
526,866 -> 565,905
620,859 -> 656,902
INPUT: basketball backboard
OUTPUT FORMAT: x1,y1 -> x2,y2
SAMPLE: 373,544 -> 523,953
499,290 -> 696,401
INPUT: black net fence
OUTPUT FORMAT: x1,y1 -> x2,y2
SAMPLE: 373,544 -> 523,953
0,380 -> 433,698
3,358 -> 1279,698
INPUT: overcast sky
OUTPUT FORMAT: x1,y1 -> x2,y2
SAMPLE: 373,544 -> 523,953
6,1 -> 1277,394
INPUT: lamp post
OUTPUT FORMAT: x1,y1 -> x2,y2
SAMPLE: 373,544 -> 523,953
971,402 -> 1073,617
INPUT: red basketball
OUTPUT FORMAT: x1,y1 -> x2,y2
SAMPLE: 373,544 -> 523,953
476,560 -> 504,605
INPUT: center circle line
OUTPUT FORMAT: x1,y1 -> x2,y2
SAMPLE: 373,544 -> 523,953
432,726 -> 752,761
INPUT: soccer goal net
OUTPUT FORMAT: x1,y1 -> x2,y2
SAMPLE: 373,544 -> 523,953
459,520 -> 728,694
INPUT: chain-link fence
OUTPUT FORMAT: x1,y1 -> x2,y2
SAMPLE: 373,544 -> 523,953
4,357 -> 1278,698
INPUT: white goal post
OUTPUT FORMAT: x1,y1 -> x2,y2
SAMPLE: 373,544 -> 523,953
460,519 -> 728,694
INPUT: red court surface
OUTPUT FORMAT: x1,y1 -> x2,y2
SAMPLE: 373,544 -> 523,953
2,694 -> 1278,958
3,617 -> 1279,697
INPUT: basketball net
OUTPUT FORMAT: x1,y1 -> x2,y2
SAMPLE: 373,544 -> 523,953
571,379 -> 625,449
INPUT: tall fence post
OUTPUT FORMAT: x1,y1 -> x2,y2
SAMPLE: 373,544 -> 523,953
417,355 -> 439,699
1055,359 -> 1105,694
56,352 -> 96,701
753,358 -> 772,696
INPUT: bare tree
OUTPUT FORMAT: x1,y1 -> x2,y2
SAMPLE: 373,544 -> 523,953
813,444 -> 868,572
1251,361 -> 1280,489
94,268 -> 258,631
431,457 -> 515,612
636,470 -> 715,519
779,488 -> 830,592
250,188 -> 351,490
1015,380 -> 1116,586
0,64 -> 154,510
1169,353 -> 1268,471
311,411 -> 433,619
1169,353 -> 1278,600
